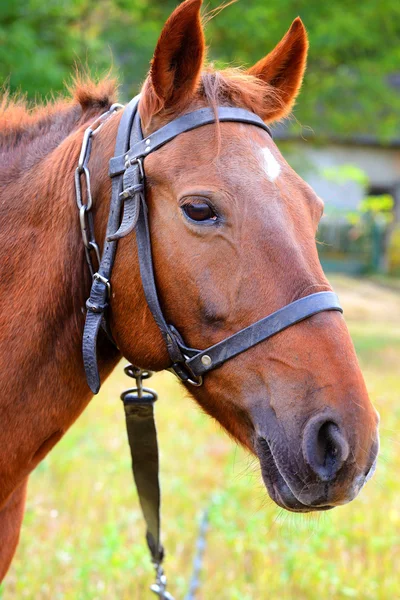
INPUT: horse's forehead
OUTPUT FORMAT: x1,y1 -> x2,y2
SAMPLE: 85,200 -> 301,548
165,121 -> 280,165
197,122 -> 283,181
149,120 -> 296,196
260,147 -> 281,182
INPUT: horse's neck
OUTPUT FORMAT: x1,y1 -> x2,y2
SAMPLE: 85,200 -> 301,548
0,120 -> 120,503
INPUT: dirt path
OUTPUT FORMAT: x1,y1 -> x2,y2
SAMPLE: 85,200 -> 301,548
329,275 -> 400,326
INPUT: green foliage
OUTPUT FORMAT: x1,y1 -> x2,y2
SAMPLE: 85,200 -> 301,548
1,0 -> 399,141
360,194 -> 394,217
387,225 -> 400,275
0,0 -> 107,98
322,164 -> 369,188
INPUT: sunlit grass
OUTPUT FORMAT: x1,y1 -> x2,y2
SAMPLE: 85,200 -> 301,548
1,276 -> 400,599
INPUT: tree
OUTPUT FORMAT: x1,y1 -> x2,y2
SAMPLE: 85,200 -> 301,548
1,0 -> 400,141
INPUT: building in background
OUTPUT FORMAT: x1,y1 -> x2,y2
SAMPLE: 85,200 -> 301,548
275,123 -> 400,274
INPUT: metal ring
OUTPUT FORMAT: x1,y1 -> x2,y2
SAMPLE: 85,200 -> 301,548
123,365 -> 154,381
182,354 -> 203,386
91,104 -> 125,137
139,370 -> 154,380
78,128 -> 93,170
124,364 -> 142,379
75,167 -> 93,210
74,167 -> 83,208
185,375 -> 203,387
82,166 -> 93,210
110,103 -> 125,112
79,205 -> 90,247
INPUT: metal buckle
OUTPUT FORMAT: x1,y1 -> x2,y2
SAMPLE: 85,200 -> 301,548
124,156 -> 144,179
93,272 -> 111,297
165,325 -> 203,386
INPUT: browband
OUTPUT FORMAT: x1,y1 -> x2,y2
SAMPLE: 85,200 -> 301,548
109,106 -> 272,177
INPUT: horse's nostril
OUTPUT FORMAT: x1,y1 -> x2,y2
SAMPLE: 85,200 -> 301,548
302,417 -> 349,482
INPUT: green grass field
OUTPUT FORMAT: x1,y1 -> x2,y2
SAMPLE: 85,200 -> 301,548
1,275 -> 400,600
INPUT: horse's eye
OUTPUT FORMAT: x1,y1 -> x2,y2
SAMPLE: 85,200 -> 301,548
182,201 -> 217,223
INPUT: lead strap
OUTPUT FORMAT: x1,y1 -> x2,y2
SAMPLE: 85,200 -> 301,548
121,366 -> 175,600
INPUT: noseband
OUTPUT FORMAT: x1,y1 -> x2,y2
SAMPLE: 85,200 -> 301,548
80,95 -> 342,392
76,95 -> 343,598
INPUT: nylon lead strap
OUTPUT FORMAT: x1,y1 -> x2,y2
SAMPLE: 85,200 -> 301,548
121,366 -> 175,600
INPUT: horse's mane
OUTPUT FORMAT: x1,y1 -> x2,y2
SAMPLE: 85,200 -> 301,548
0,77 -> 118,184
201,67 -> 277,114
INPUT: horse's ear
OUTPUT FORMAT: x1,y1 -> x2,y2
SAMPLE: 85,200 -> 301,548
247,17 -> 308,122
140,0 -> 205,126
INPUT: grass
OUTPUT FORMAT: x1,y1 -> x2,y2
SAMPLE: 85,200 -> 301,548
1,275 -> 400,599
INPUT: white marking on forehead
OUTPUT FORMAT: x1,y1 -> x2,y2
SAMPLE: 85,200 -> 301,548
261,147 -> 281,182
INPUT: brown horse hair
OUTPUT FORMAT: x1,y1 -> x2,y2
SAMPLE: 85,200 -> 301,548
0,76 -> 118,177
0,74 -> 117,138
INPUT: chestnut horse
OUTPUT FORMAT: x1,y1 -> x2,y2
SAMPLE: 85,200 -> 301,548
0,0 -> 379,583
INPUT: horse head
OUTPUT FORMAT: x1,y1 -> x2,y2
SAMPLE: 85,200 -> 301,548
93,0 -> 379,512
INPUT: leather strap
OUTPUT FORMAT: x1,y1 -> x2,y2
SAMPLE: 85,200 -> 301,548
124,110 -> 185,364
180,291 -> 343,377
123,394 -> 162,562
121,366 -> 175,598
109,106 -> 272,177
83,96 -> 141,393
106,167 -> 143,241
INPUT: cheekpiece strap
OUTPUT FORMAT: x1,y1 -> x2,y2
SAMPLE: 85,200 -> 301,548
82,95 -> 141,393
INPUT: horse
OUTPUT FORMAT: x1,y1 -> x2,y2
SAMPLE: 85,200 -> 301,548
0,0 -> 379,584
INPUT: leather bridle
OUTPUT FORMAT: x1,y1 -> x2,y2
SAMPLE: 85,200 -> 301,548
75,95 -> 343,598
81,95 -> 342,391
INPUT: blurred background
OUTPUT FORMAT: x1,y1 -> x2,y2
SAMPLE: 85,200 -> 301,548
1,1 -> 400,599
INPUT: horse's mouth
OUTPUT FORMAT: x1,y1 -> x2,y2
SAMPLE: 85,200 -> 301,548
256,437 -> 334,513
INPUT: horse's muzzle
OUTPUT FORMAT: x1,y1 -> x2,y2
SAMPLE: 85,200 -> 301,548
255,413 -> 379,513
